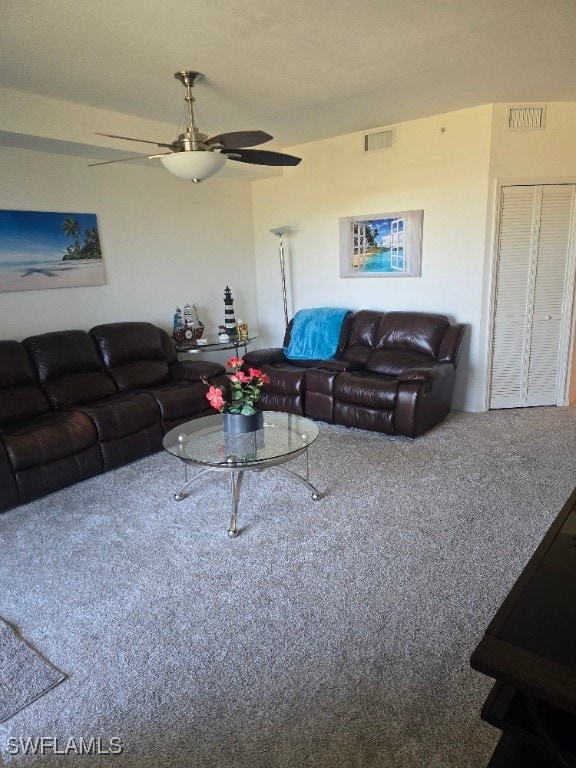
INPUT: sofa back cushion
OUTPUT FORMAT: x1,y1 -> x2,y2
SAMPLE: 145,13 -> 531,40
23,330 -> 118,407
0,340 -> 51,427
365,312 -> 450,375
376,312 -> 448,356
90,322 -> 173,390
341,310 -> 382,366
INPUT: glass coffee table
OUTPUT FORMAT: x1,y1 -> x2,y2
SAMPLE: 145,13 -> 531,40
163,412 -> 321,537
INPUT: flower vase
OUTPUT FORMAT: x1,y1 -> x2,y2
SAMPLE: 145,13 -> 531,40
222,411 -> 263,434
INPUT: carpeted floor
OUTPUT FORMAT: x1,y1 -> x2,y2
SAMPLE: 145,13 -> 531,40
0,619 -> 66,725
0,406 -> 574,767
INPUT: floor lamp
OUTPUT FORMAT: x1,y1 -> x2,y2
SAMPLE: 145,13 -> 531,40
270,226 -> 291,329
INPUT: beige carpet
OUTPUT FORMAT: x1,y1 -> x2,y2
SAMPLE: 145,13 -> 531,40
0,406 -> 574,767
0,618 -> 66,724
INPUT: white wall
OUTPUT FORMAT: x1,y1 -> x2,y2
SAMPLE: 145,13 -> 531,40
4,97 -> 575,411
251,105 -> 494,410
0,145 -> 258,343
477,102 -> 576,408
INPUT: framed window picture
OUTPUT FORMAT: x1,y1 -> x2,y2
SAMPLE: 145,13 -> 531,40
339,210 -> 423,278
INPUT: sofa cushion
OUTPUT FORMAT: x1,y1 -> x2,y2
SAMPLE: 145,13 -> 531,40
90,322 -> 173,389
334,372 -> 398,409
144,381 -> 217,424
23,330 -> 117,407
374,312 -> 449,358
0,341 -> 51,427
3,410 -> 99,471
341,310 -> 382,366
171,360 -> 225,381
260,365 -> 307,396
365,349 -> 432,377
74,391 -> 160,442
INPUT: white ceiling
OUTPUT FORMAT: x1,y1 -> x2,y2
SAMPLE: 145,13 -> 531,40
1,0 -> 575,152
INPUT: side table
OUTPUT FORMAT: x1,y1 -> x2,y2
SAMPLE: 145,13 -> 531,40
174,332 -> 259,360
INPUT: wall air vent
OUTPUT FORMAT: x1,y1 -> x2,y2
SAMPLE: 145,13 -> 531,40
506,105 -> 547,130
363,128 -> 395,153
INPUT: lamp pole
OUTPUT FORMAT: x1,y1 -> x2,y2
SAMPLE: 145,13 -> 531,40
270,226 -> 291,329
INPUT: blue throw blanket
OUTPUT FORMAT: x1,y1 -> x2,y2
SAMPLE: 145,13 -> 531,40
284,307 -> 350,360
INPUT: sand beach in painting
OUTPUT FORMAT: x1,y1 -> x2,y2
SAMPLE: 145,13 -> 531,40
0,259 -> 106,292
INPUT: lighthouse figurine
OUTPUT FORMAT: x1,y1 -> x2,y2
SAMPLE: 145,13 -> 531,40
223,286 -> 237,337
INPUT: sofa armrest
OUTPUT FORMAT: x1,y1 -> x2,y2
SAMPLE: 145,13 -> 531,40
171,360 -> 225,382
398,363 -> 454,384
314,359 -> 365,372
398,363 -> 454,383
243,348 -> 288,365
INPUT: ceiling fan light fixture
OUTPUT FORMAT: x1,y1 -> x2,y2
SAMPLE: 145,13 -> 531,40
159,150 -> 227,182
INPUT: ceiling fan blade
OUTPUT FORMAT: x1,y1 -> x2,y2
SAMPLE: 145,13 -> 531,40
204,130 -> 273,149
88,153 -> 171,167
222,148 -> 301,167
95,131 -> 175,150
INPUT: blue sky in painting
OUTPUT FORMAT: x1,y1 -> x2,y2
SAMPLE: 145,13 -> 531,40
0,210 -> 98,264
360,217 -> 405,248
368,218 -> 398,247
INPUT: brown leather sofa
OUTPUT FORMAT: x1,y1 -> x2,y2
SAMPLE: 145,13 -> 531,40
243,310 -> 466,438
0,322 -> 227,513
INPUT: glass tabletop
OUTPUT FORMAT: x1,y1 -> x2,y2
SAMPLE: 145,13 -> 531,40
174,333 -> 259,354
163,412 -> 319,467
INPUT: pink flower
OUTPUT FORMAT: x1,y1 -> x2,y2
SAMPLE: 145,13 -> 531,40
206,385 -> 225,411
204,357 -> 270,415
230,371 -> 249,384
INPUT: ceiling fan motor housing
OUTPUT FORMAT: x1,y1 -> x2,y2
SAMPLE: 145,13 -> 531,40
177,131 -> 211,152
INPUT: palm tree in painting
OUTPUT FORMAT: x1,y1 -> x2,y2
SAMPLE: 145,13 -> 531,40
61,216 -> 102,261
62,217 -> 81,239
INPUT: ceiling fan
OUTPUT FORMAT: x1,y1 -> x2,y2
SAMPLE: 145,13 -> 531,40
90,70 -> 302,182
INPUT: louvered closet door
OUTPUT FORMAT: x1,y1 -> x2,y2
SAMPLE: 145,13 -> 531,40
490,184 -> 576,409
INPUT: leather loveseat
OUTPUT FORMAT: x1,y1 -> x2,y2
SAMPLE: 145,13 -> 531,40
243,310 -> 466,438
0,322 -> 227,513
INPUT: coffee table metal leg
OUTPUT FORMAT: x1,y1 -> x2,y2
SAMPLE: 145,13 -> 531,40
173,467 -> 212,501
270,464 -> 322,500
228,470 -> 244,538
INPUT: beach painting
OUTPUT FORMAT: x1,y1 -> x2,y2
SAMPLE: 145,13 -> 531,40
0,210 -> 106,293
339,210 -> 423,278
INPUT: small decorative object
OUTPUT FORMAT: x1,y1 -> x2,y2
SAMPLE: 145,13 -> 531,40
173,307 -> 183,335
190,304 -> 206,338
204,356 -> 270,432
237,320 -> 249,340
218,323 -> 230,342
222,411 -> 263,434
178,302 -> 205,343
173,305 -> 187,343
223,286 -> 237,336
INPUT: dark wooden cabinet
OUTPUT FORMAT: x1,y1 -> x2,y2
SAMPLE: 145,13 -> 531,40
471,488 -> 576,767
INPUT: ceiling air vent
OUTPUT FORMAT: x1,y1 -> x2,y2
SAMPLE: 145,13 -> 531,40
506,105 -> 547,130
363,128 -> 395,153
